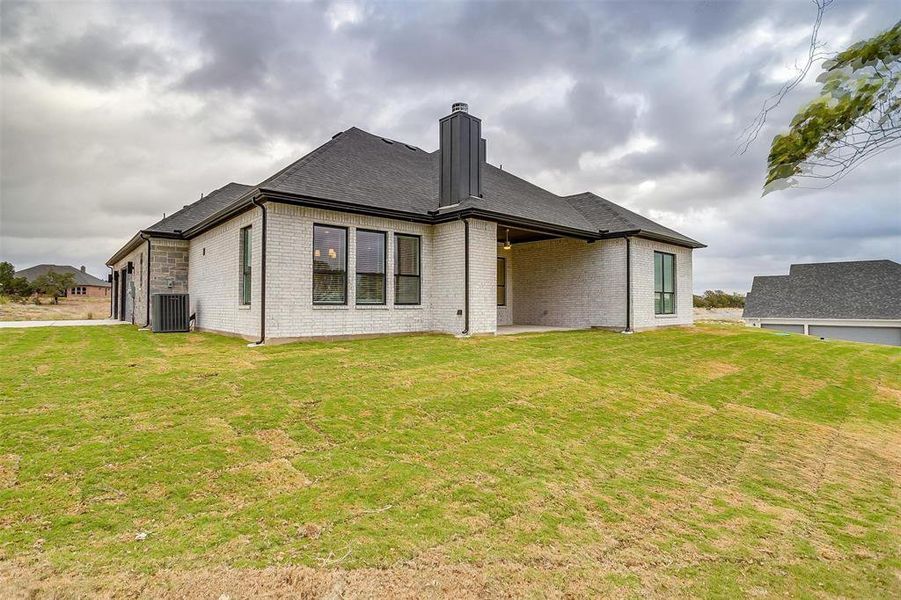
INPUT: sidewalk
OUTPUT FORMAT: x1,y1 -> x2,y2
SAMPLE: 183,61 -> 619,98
0,319 -> 127,329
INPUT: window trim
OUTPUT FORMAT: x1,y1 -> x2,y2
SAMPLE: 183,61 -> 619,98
497,256 -> 507,307
240,225 -> 252,306
355,228 -> 387,306
654,250 -> 676,315
312,223 -> 349,306
394,232 -> 422,306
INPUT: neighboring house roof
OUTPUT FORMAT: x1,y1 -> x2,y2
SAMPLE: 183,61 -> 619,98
743,260 -> 901,320
109,121 -> 704,264
15,264 -> 110,287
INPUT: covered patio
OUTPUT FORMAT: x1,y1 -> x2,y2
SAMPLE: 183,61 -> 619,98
494,224 -> 620,331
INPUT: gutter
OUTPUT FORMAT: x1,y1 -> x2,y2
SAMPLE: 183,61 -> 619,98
250,196 -> 267,345
140,233 -> 151,328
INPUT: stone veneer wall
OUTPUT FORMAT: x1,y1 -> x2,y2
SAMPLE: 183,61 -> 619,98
150,239 -> 189,296
111,241 -> 148,325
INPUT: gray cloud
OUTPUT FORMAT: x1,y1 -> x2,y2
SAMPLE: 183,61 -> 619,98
1,0 -> 899,292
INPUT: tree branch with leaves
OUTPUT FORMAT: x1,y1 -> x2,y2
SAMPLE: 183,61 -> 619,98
763,20 -> 901,193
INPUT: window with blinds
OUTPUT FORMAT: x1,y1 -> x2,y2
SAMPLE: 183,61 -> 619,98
394,234 -> 421,305
654,251 -> 675,314
497,257 -> 506,306
313,224 -> 347,304
240,225 -> 252,305
356,229 -> 386,305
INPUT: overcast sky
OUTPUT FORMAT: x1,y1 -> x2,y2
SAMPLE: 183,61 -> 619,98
1,0 -> 898,292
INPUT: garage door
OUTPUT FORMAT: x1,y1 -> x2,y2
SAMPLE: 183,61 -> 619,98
808,325 -> 901,346
761,323 -> 804,334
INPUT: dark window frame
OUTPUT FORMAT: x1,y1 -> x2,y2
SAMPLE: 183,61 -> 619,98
654,250 -> 676,315
497,256 -> 507,306
240,225 -> 252,306
312,223 -> 349,305
355,228 -> 387,306
394,233 -> 422,306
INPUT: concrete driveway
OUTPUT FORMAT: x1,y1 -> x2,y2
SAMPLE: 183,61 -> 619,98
0,319 -> 127,329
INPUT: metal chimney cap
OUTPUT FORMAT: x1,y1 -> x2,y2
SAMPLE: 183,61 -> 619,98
451,102 -> 469,113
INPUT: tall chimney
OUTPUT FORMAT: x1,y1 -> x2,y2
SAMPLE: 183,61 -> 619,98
439,102 -> 484,207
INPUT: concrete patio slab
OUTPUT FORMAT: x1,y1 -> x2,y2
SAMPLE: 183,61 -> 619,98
0,319 -> 126,329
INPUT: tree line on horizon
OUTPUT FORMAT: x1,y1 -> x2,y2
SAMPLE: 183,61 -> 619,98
693,290 -> 746,309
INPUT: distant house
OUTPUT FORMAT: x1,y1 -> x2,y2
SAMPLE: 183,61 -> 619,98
743,260 -> 901,346
107,102 -> 704,341
15,264 -> 111,298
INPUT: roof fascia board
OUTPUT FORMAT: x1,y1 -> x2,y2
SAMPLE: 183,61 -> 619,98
600,229 -> 706,249
106,232 -> 144,266
163,188 -> 706,250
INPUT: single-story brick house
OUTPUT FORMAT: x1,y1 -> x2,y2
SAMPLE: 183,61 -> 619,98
743,260 -> 901,346
107,103 -> 704,342
15,264 -> 111,298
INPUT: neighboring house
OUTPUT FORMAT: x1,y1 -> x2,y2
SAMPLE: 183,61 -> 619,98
107,103 -> 704,341
15,264 -> 111,298
743,260 -> 901,346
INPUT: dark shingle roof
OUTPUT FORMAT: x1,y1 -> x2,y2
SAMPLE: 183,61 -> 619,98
563,192 -> 704,247
256,127 -> 701,246
260,128 -> 437,214
15,264 -> 110,287
743,260 -> 901,320
145,182 -> 254,235
113,125 -> 703,257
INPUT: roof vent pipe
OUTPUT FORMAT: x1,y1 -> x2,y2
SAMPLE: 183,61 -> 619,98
452,102 -> 469,113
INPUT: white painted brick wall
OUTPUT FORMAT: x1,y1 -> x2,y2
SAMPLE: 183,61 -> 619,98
266,204 -> 438,338
429,220 -> 465,334
178,202 -> 693,338
467,219 -> 497,334
188,209 -> 262,338
630,238 -> 694,329
511,237 -> 606,328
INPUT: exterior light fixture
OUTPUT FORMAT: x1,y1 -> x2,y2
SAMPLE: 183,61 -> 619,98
503,228 -> 512,250
328,248 -> 337,259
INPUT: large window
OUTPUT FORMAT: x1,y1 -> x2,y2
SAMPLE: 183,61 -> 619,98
654,251 -> 675,315
497,257 -> 506,306
394,234 -> 421,305
356,229 -> 386,305
313,225 -> 347,304
240,226 -> 252,305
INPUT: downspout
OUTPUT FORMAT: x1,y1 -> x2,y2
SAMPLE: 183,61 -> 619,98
624,237 -> 632,333
140,233 -> 151,328
462,217 -> 470,335
251,197 -> 267,345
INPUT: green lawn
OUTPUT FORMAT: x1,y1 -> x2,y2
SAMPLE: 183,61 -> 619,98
1,324 -> 899,597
